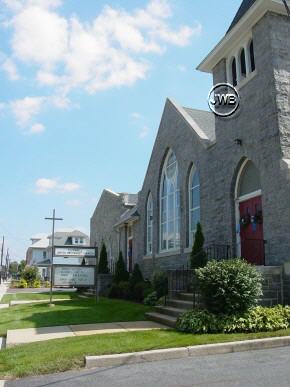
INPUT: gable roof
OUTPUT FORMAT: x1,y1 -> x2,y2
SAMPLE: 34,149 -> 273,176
227,0 -> 257,33
183,107 -> 215,143
168,99 -> 215,146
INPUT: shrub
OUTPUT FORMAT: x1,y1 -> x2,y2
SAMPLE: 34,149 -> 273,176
44,281 -> 50,288
108,281 -> 130,299
144,291 -> 158,306
152,271 -> 168,298
18,279 -> 28,288
21,266 -> 40,287
32,280 -> 41,288
190,223 -> 207,270
177,305 -> 290,334
98,242 -> 109,274
196,259 -> 263,315
113,251 -> 129,283
130,264 -> 144,287
131,282 -> 146,302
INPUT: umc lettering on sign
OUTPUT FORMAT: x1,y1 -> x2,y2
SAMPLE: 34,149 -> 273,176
208,83 -> 240,117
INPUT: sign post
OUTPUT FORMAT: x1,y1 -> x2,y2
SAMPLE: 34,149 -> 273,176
45,209 -> 63,306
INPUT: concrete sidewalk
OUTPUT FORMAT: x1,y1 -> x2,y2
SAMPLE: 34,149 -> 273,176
0,281 -> 9,303
6,321 -> 168,347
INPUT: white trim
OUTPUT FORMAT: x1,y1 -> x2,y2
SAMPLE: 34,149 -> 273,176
159,150 -> 181,253
156,249 -> 181,259
188,165 -> 201,248
168,99 -> 209,141
238,189 -> 262,203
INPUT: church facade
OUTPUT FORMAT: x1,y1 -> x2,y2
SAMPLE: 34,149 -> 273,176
91,0 -> 290,279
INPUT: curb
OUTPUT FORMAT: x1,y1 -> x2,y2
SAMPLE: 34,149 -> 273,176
85,335 -> 290,369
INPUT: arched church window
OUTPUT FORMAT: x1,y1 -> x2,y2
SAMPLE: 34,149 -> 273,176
188,165 -> 200,246
146,193 -> 153,254
249,40 -> 255,72
231,57 -> 237,86
160,150 -> 180,251
240,48 -> 247,78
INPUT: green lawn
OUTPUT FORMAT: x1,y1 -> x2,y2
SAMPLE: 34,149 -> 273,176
1,291 -> 79,304
1,328 -> 290,378
0,297 -> 151,337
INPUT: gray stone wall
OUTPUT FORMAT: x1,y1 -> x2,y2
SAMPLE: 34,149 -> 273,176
90,190 -> 126,262
132,12 -> 290,277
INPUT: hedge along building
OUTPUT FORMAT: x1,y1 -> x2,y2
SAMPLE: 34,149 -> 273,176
90,0 -> 290,281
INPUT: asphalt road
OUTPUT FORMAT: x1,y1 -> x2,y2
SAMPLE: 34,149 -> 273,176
4,346 -> 290,387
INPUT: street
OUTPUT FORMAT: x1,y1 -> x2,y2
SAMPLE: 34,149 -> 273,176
4,346 -> 290,387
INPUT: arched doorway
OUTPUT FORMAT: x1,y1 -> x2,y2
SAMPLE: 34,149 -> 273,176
235,160 -> 264,265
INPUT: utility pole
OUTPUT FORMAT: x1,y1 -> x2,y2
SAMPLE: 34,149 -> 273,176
45,210 -> 63,305
0,236 -> 4,285
5,249 -> 9,280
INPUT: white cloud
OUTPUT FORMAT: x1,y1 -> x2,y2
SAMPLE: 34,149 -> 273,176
35,178 -> 58,193
65,199 -> 81,207
4,0 -> 200,94
10,96 -> 45,127
131,112 -> 142,120
35,177 -> 80,194
9,95 -> 71,131
178,64 -> 187,73
2,0 -> 202,130
29,122 -> 45,134
59,182 -> 80,193
2,57 -> 20,80
139,125 -> 150,139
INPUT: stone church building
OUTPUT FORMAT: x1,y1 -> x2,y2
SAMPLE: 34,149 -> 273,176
91,0 -> 290,280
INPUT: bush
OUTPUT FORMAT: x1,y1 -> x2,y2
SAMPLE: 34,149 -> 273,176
190,222 -> 207,269
144,291 -> 158,306
130,264 -> 144,287
152,271 -> 168,298
113,252 -> 129,283
18,279 -> 28,288
196,259 -> 263,315
177,305 -> 290,334
108,281 -> 130,299
21,266 -> 40,287
44,281 -> 50,288
98,242 -> 109,274
32,280 -> 41,288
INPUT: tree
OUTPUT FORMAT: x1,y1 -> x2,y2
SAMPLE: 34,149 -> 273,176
21,266 -> 40,287
190,223 -> 207,270
130,263 -> 144,286
113,251 -> 129,283
9,261 -> 18,277
98,242 -> 109,274
18,260 -> 26,276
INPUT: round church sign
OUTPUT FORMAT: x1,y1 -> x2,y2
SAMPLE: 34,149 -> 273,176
208,83 -> 240,118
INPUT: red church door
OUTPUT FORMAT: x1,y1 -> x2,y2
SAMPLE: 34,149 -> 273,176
239,196 -> 264,265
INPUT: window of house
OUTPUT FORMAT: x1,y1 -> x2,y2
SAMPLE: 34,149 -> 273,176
240,48 -> 246,78
231,57 -> 237,87
249,40 -> 255,72
189,165 -> 200,247
146,192 -> 153,254
43,251 -> 46,259
160,150 -> 180,251
79,238 -> 83,244
74,238 -> 79,244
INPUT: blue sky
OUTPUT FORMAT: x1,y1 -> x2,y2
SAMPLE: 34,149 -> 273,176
0,0 -> 241,261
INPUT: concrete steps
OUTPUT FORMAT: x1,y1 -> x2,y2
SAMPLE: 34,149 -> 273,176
146,312 -> 177,328
166,299 -> 193,310
147,293 -> 195,328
